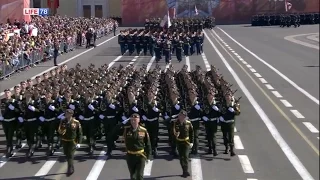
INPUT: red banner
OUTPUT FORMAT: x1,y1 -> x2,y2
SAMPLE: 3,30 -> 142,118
122,0 -> 320,25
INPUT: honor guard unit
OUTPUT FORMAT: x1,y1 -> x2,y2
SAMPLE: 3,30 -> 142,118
118,28 -> 205,64
251,12 -> 319,27
0,62 -> 241,177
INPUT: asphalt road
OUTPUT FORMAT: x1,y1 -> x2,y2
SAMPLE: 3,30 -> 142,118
0,25 -> 319,180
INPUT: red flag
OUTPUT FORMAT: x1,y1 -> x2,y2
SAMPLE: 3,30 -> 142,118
47,0 -> 60,8
285,0 -> 292,12
173,8 -> 176,19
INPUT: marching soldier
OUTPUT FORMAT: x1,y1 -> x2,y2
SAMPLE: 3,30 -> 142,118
0,89 -> 20,157
172,110 -> 194,178
123,113 -> 151,180
12,85 -> 24,149
58,109 -> 83,176
220,94 -> 241,156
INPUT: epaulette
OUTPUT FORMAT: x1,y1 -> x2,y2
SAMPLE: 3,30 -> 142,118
124,125 -> 131,129
186,120 -> 191,124
139,126 -> 147,131
73,119 -> 80,123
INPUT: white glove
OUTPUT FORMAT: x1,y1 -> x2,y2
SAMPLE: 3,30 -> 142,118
142,115 -> 147,120
0,116 -> 3,121
79,115 -> 84,120
28,105 -> 36,111
194,104 -> 200,110
88,104 -> 95,111
219,116 -> 224,122
109,104 -> 115,109
49,105 -> 55,111
69,104 -> 75,110
99,114 -> 105,119
122,115 -> 128,121
146,159 -> 150,163
122,119 -> 129,124
164,115 -> 170,120
39,116 -> 45,122
76,144 -> 80,149
8,104 -> 15,110
228,107 -> 235,112
189,143 -> 194,148
58,113 -> 64,119
132,106 -> 138,112
212,105 -> 219,111
152,106 -> 159,112
60,116 -> 65,120
174,104 -> 180,110
18,117 -> 24,123
202,116 -> 208,121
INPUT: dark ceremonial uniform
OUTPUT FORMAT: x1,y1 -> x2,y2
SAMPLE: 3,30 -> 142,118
0,94 -> 19,157
118,33 -> 126,55
124,115 -> 151,180
58,112 -> 82,176
187,99 -> 202,155
176,39 -> 183,62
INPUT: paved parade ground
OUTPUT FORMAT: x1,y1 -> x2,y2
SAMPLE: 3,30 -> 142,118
0,25 -> 319,180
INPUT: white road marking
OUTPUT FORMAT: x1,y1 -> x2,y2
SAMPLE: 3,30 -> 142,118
86,151 -> 108,180
259,78 -> 268,84
146,56 -> 156,71
231,50 -> 235,53
302,122 -> 319,133
290,110 -> 305,118
201,53 -> 211,70
191,156 -> 204,180
107,56 -> 123,68
246,64 -> 252,68
234,135 -> 244,149
265,84 -> 274,90
284,33 -> 319,50
0,143 -> 26,168
0,35 -> 118,97
35,160 -> 57,176
144,160 -> 154,176
317,137 -> 319,139
238,155 -> 254,173
217,28 -> 319,105
186,56 -> 191,72
306,34 -> 319,42
254,73 -> 262,78
239,58 -> 244,61
249,68 -> 256,73
234,127 -> 237,132
280,99 -> 293,107
129,56 -> 139,64
247,179 -> 258,180
242,61 -> 248,65
271,91 -> 283,98
205,30 -> 314,180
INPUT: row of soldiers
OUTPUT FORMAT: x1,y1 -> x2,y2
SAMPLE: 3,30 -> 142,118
0,62 -> 240,161
145,17 -> 215,32
251,13 -> 319,27
118,28 -> 205,63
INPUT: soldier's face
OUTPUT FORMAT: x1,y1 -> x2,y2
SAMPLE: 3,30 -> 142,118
5,91 -> 11,98
14,88 -> 20,94
65,112 -> 72,119
36,78 -> 41,83
130,117 -> 140,127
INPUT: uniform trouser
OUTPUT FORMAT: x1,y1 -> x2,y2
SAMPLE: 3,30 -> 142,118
176,48 -> 182,61
128,44 -> 134,54
155,49 -> 162,61
103,118 -> 117,144
86,38 -> 90,47
120,44 -> 126,55
2,121 -> 16,147
16,122 -> 24,140
24,121 -> 38,148
205,121 -> 218,149
221,122 -> 235,146
191,121 -> 200,152
43,120 -> 56,145
149,45 -> 154,56
164,120 -> 176,151
143,44 -> 148,55
136,44 -> 141,54
81,120 -> 95,146
107,124 -> 122,153
62,141 -> 76,167
190,44 -> 195,55
53,51 -> 58,65
163,50 -> 171,63
126,154 -> 145,180
183,45 -> 189,56
145,120 -> 159,149
196,43 -> 201,54
177,141 -> 190,172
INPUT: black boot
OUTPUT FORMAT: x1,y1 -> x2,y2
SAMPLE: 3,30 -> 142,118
181,167 -> 190,178
35,136 -> 42,149
88,145 -> 94,155
15,139 -> 22,149
152,148 -> 158,157
67,164 -> 74,176
224,145 -> 229,154
230,145 -> 236,157
6,146 -> 13,158
47,144 -> 55,156
212,144 -> 218,156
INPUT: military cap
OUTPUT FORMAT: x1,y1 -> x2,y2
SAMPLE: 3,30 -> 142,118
36,76 -> 41,79
4,89 -> 10,92
179,109 -> 187,116
27,79 -> 32,82
65,109 -> 74,115
131,113 -> 140,118
14,85 -> 20,89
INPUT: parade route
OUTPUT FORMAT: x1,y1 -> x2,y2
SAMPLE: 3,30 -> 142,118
0,25 -> 319,180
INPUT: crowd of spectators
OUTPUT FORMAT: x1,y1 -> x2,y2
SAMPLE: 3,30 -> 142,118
0,16 -> 117,80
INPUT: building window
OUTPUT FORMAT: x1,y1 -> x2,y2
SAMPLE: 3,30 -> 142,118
33,0 -> 41,8
83,5 -> 91,18
95,5 -> 103,18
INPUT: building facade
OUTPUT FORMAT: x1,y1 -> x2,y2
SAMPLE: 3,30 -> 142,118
31,0 -> 121,17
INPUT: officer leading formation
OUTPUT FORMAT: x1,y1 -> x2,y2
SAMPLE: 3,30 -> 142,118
0,62 -> 241,178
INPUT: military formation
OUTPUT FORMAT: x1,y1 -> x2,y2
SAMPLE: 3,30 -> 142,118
251,12 -> 320,27
0,62 -> 241,178
118,28 -> 205,63
145,17 -> 215,31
